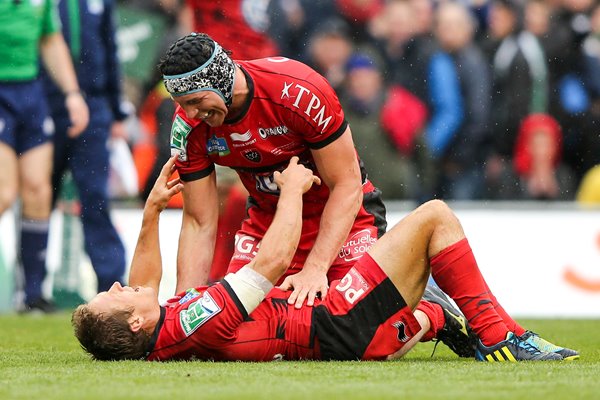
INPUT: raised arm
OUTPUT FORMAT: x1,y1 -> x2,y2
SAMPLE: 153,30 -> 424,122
176,171 -> 219,292
280,127 -> 363,308
223,157 -> 320,314
128,156 -> 183,292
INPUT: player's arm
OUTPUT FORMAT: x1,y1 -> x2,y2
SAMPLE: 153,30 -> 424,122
175,171 -> 219,293
223,157 -> 320,314
129,156 -> 183,292
281,126 -> 363,307
39,32 -> 89,137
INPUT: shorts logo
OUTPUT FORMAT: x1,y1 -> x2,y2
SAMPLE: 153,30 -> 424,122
170,115 -> 192,161
339,228 -> 377,262
0,119 -> 5,135
179,292 -> 221,337
393,321 -> 410,342
335,267 -> 369,304
43,117 -> 54,137
207,134 -> 230,156
243,149 -> 262,163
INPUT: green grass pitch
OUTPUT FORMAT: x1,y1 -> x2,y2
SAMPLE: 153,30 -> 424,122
1,315 -> 598,400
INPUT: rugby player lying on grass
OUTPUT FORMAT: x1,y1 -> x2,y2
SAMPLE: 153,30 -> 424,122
72,156 -> 578,362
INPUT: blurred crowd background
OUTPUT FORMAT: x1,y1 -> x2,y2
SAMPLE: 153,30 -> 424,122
115,0 -> 600,205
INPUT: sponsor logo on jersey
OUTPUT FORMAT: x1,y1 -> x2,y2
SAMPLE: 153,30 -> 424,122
258,125 -> 289,139
170,115 -> 192,161
179,292 -> 221,337
242,149 -> 262,163
207,134 -> 230,156
232,234 -> 261,262
281,82 -> 333,133
393,321 -> 410,342
230,130 -> 257,148
335,267 -> 369,304
339,229 -> 377,262
178,288 -> 201,305
230,130 -> 252,142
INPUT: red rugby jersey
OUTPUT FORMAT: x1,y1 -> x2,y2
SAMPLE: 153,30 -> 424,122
170,58 -> 381,267
146,284 -> 317,361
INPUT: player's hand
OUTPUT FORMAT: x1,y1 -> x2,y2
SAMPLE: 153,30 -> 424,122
65,92 -> 89,138
278,267 -> 329,309
274,156 -> 321,194
146,155 -> 184,213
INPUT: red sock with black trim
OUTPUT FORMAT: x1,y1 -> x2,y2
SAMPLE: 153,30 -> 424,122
416,300 -> 445,342
430,238 -> 509,346
483,282 -> 526,336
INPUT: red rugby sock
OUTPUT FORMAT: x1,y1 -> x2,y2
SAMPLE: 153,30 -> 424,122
416,300 -> 444,342
430,239 -> 508,346
483,282 -> 526,336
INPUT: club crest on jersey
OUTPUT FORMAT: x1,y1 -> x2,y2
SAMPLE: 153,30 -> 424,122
179,292 -> 221,336
207,134 -> 230,156
242,149 -> 262,163
280,82 -> 333,133
170,115 -> 192,161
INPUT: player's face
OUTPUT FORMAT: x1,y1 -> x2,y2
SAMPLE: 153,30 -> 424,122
174,91 -> 228,127
88,282 -> 157,315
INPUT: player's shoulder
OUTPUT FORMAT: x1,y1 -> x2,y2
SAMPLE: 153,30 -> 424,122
238,57 -> 326,88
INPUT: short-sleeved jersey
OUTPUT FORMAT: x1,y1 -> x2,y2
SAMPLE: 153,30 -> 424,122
171,58 -> 386,270
0,0 -> 61,81
145,254 -> 420,362
147,282 -> 317,362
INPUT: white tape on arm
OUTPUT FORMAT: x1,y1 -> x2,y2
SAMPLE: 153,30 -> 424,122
224,267 -> 274,314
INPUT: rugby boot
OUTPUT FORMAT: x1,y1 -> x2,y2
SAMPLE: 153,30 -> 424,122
475,332 -> 562,362
520,331 -> 580,361
423,285 -> 477,358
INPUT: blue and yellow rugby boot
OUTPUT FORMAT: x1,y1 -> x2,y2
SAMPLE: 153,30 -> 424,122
475,332 -> 562,361
520,331 -> 580,361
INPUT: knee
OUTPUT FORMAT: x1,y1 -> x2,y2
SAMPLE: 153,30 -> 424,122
0,185 -> 18,214
20,180 -> 52,210
420,199 -> 453,220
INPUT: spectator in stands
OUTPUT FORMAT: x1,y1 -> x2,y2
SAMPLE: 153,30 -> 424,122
268,0 -> 339,61
339,53 -> 418,200
369,0 -> 463,201
577,164 -> 600,204
433,2 -> 492,200
481,0 -> 551,199
185,0 -> 278,60
43,0 -> 128,295
0,0 -> 88,312
305,18 -> 355,91
512,114 -> 576,200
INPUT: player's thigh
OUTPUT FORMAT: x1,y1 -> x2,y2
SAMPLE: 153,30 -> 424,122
365,204 -> 438,308
0,142 -> 18,213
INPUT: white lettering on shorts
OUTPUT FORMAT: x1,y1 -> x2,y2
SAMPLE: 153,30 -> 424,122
335,267 -> 370,305
338,228 -> 377,262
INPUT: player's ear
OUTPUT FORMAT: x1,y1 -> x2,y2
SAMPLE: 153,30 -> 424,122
128,315 -> 144,332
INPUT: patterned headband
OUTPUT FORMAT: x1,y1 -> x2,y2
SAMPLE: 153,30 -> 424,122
163,43 -> 236,107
